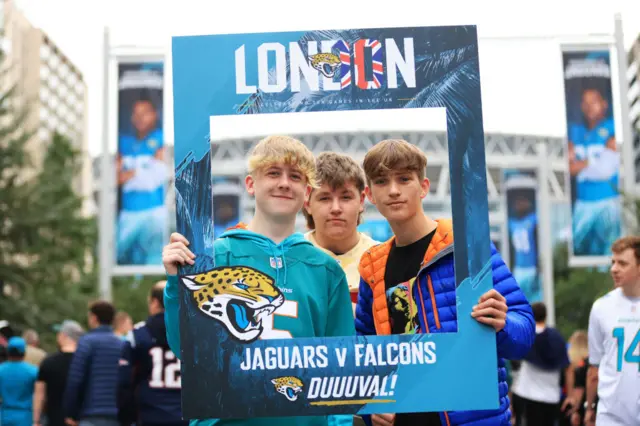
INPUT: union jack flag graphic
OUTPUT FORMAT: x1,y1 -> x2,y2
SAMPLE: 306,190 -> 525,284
332,40 -> 351,89
354,39 -> 385,90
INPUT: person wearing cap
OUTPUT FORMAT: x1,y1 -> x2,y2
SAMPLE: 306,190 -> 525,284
0,336 -> 39,426
32,320 -> 84,426
0,320 -> 14,363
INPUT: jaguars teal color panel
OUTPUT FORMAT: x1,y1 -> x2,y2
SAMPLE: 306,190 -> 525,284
172,25 -> 498,419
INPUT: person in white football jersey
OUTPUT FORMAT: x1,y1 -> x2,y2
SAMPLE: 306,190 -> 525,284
585,236 -> 640,426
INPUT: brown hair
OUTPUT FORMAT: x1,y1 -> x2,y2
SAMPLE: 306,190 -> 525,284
247,135 -> 317,187
149,280 -> 166,309
303,152 -> 366,230
531,302 -> 547,323
89,300 -> 116,326
362,139 -> 427,183
611,236 -> 640,264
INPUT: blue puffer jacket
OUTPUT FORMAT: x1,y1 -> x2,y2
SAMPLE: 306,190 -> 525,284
355,219 -> 535,426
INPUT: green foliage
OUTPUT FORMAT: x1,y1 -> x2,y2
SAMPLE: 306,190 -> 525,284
0,132 -> 98,350
553,189 -> 640,340
553,242 -> 612,339
0,46 -> 98,350
112,275 -> 167,324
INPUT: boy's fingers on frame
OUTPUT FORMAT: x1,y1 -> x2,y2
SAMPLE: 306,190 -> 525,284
166,250 -> 190,264
478,289 -> 505,303
170,232 -> 189,245
474,315 -> 502,327
471,307 -> 505,319
168,242 -> 187,250
167,242 -> 195,258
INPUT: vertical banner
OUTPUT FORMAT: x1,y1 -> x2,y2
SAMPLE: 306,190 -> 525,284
503,170 -> 541,304
115,60 -> 168,267
562,47 -> 622,265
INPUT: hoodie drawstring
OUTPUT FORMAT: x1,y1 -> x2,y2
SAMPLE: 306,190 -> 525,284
270,243 -> 288,289
219,229 -> 303,289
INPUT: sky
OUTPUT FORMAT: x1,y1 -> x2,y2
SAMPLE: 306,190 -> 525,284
14,0 -> 640,157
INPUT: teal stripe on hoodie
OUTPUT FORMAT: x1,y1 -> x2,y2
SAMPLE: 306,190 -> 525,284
164,227 -> 355,426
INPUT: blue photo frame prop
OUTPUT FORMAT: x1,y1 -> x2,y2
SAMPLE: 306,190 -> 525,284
172,25 -> 497,419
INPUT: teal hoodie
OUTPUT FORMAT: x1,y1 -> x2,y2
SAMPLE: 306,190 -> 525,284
164,227 -> 355,426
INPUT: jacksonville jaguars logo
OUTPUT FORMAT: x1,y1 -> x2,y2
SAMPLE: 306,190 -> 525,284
271,376 -> 304,402
307,53 -> 341,78
181,266 -> 284,343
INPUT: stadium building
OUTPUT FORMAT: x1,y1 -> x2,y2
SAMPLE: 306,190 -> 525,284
93,130 -> 572,252
1,0 -> 91,212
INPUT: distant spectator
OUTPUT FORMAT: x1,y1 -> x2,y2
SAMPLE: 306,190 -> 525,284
0,337 -> 39,426
22,329 -> 47,367
0,319 -> 14,363
566,330 -> 590,426
118,281 -> 186,426
512,302 -> 571,426
63,301 -> 123,426
32,320 -> 85,426
113,312 -> 133,339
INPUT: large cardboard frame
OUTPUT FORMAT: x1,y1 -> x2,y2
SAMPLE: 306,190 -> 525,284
171,25 -> 499,419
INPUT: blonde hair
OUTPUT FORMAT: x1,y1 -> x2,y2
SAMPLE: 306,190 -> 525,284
568,330 -> 589,365
247,135 -> 317,187
362,139 -> 427,183
303,152 -> 366,230
113,311 -> 131,327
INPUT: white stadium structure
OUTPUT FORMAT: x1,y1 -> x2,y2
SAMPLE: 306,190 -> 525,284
93,129 -> 574,252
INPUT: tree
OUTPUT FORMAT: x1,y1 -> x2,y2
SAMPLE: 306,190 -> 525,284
112,274 -> 167,324
0,122 -> 97,347
553,242 -> 612,339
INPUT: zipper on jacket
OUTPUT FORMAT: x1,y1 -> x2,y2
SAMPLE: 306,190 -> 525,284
415,280 -> 430,333
415,253 -> 452,424
426,275 -> 441,329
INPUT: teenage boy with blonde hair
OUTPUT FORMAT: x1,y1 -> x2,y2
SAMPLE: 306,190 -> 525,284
162,135 -> 354,426
355,139 -> 535,426
303,152 -> 379,313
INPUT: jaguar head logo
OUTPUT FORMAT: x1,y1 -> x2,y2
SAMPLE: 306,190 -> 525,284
271,376 -> 304,402
308,53 -> 341,78
181,266 -> 284,343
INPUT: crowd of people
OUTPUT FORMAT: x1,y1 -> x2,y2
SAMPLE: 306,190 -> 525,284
0,136 -> 638,426
0,282 -> 184,426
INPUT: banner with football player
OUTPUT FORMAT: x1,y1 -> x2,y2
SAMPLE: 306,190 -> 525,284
172,25 -> 500,419
503,170 -> 541,304
561,47 -> 622,265
115,60 -> 168,267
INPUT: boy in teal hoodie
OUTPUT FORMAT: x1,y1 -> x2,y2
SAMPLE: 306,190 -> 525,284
162,135 -> 355,426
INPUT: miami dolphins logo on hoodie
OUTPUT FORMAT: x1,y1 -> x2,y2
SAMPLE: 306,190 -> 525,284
181,266 -> 284,343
